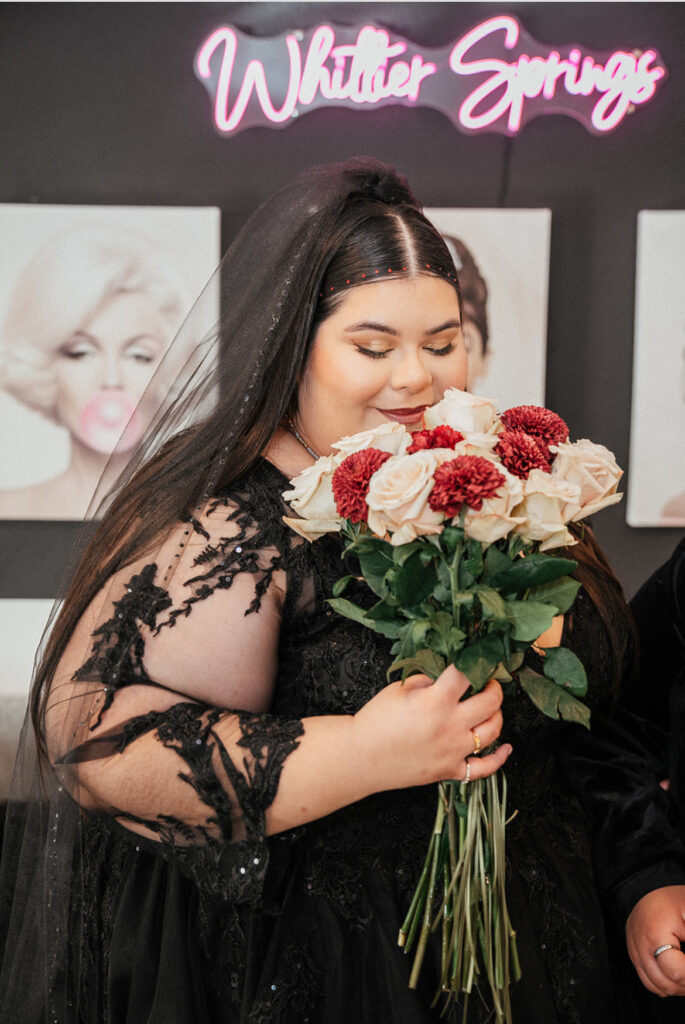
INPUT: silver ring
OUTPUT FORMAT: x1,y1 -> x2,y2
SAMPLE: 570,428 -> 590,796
654,944 -> 677,958
462,761 -> 472,785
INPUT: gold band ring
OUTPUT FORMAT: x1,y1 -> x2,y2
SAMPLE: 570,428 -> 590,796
472,730 -> 481,756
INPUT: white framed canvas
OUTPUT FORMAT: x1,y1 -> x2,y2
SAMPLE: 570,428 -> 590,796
627,211 -> 685,527
426,208 -> 551,411
0,598 -> 55,799
0,204 -> 220,520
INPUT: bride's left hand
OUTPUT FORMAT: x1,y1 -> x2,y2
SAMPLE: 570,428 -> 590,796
626,886 -> 685,997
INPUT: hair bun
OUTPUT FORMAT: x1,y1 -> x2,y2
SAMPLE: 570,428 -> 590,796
343,158 -> 419,208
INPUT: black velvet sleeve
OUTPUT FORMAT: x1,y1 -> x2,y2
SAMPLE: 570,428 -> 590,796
564,538 -> 685,923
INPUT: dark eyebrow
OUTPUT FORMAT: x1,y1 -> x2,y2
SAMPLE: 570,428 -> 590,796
346,320 -> 399,336
427,319 -> 462,335
345,318 -> 462,336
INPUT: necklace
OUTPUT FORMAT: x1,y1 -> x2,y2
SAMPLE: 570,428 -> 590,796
285,415 -> 319,459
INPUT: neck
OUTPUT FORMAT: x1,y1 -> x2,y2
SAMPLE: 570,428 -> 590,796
285,414 -> 320,459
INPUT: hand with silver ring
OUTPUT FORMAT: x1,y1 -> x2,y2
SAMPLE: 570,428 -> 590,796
626,886 -> 685,997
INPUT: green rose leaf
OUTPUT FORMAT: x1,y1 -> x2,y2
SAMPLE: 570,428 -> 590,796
385,550 -> 436,608
482,544 -> 514,583
332,575 -> 354,598
440,525 -> 464,554
527,576 -> 581,615
543,646 -> 588,696
489,554 -> 578,594
392,541 -> 423,566
462,540 -> 484,584
389,648 -> 446,682
454,634 -> 505,689
503,600 -> 557,642
429,610 -> 467,659
474,586 -> 508,620
345,536 -> 395,597
395,619 -> 433,660
326,597 -> 403,639
518,667 -> 590,729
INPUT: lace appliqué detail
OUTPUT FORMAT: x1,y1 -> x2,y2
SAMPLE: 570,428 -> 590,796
73,562 -> 172,726
248,943 -> 321,1024
112,702 -> 303,903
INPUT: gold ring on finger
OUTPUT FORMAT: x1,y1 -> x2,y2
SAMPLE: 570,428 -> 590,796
472,730 -> 481,756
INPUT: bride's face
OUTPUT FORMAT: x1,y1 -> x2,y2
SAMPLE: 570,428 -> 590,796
297,275 -> 467,452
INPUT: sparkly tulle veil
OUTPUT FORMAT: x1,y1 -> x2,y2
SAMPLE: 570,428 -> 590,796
0,157 -> 431,1021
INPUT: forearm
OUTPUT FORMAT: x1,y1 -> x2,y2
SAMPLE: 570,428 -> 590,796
265,714 -> 376,835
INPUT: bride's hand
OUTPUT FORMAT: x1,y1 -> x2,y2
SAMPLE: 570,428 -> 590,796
353,664 -> 511,793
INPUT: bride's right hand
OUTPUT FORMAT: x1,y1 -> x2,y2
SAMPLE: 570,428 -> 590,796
352,664 -> 511,794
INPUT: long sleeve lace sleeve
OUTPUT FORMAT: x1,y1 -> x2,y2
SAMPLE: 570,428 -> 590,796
43,483 -> 304,905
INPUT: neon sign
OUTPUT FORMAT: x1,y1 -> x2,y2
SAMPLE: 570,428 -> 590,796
194,16 -> 667,137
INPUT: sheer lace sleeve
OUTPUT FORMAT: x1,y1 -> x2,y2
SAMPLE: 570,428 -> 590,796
43,480 -> 304,904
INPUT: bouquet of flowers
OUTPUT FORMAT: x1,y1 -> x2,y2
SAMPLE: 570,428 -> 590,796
282,390 -> 623,1022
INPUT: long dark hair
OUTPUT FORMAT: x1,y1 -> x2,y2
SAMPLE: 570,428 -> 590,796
31,166 -> 462,749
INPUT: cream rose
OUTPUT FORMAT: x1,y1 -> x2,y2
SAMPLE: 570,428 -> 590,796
513,470 -> 581,551
332,421 -> 412,457
282,455 -> 341,540
366,450 -> 445,546
550,439 -> 623,521
452,433 -> 500,459
463,465 -> 526,544
424,388 -> 500,435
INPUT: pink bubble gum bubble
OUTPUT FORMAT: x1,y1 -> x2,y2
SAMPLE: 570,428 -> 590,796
78,390 -> 143,454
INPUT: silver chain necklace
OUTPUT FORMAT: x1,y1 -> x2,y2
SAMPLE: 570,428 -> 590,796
285,415 -> 319,459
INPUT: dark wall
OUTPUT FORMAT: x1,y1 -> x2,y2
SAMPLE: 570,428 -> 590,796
0,1 -> 683,598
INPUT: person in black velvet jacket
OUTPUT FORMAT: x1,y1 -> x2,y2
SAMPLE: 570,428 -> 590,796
568,537 -> 685,1017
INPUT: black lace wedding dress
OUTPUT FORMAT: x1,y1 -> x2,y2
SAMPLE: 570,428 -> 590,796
1,458 -> 639,1024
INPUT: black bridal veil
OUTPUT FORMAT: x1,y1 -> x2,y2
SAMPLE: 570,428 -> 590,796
0,158 -> 422,1022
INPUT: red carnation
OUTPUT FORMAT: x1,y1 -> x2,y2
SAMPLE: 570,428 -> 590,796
495,428 -> 552,479
407,425 -> 465,454
428,455 -> 506,517
500,405 -> 569,447
332,448 -> 392,523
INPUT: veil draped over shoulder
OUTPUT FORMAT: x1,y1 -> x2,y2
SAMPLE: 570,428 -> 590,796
0,158 -> 420,1022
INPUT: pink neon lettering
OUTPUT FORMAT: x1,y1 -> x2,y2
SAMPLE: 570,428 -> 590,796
196,27 -> 300,130
195,19 -> 666,136
199,24 -> 437,132
450,15 -> 666,133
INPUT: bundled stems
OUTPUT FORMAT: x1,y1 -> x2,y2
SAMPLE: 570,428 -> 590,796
398,771 -> 519,1023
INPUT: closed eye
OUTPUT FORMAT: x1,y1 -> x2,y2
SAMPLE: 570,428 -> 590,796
355,342 -> 456,360
355,346 -> 389,359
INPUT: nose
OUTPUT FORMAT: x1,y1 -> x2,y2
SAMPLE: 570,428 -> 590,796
390,348 -> 432,393
100,351 -> 124,389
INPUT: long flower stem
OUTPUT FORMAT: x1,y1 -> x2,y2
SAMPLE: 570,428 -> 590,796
408,797 -> 446,988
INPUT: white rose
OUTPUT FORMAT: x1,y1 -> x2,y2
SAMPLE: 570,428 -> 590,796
332,421 -> 412,457
424,388 -> 500,435
463,465 -> 526,544
366,450 -> 445,545
282,514 -> 340,542
282,455 -> 341,540
452,433 -> 500,459
550,439 -> 623,520
513,469 -> 581,551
